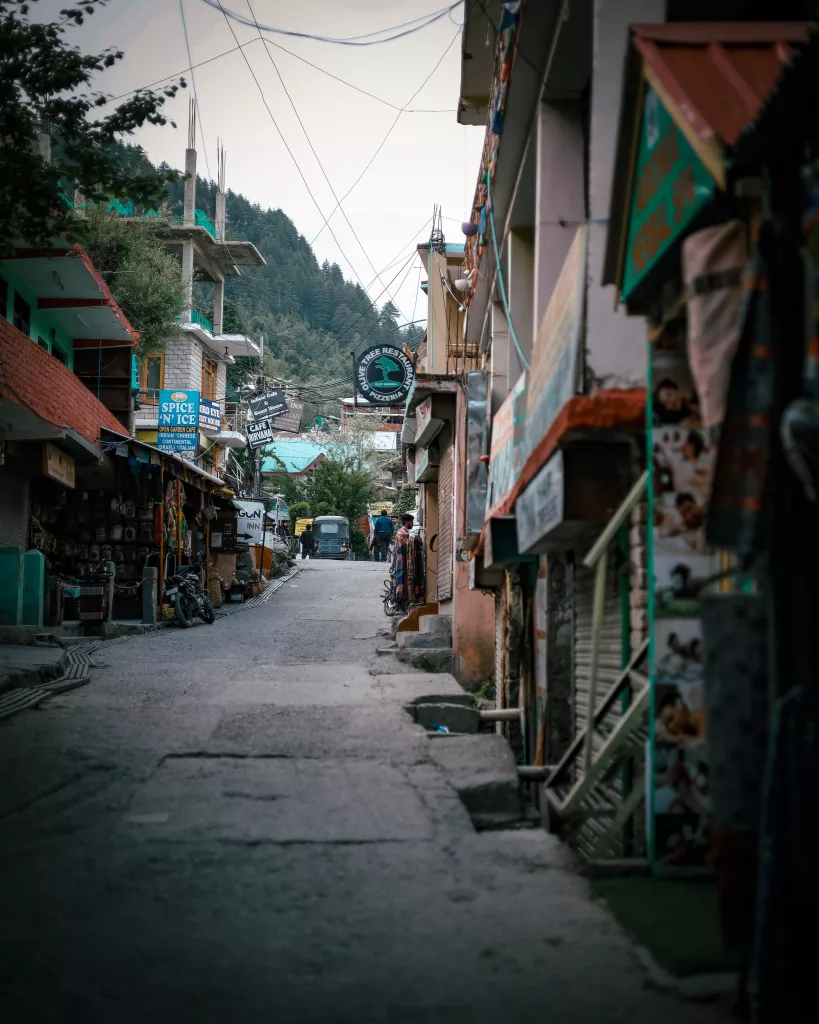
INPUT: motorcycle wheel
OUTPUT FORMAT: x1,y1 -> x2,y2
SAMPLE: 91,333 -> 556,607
174,593 -> 194,628
200,597 -> 216,624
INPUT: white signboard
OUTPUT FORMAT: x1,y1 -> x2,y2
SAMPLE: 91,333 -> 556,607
516,450 -> 565,554
368,431 -> 398,451
234,500 -> 265,545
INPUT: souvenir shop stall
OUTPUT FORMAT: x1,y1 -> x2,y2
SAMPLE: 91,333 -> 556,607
27,428 -> 233,626
603,20 -> 814,1010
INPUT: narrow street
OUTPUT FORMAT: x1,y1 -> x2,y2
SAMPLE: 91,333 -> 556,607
1,563 -> 719,1024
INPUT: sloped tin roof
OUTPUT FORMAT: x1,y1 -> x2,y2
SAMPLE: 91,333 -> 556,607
604,21 -> 810,293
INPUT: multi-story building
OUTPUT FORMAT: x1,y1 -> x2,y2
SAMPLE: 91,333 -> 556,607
402,239 -> 496,687
451,0 -> 813,866
134,112 -> 265,481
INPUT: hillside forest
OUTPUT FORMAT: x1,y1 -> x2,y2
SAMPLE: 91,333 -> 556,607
113,144 -> 426,399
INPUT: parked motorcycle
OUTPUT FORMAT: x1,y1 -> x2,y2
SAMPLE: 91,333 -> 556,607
165,567 -> 215,628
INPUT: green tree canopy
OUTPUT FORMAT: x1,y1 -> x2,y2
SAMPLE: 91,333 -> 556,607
0,0 -> 183,252
77,205 -> 185,356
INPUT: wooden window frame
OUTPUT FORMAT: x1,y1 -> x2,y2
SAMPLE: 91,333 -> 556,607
141,352 -> 165,404
202,355 -> 217,401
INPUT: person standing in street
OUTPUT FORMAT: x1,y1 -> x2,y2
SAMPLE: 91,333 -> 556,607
372,508 -> 394,563
390,513 -> 423,609
300,524 -> 314,560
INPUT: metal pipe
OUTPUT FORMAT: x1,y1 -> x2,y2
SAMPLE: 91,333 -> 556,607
517,765 -> 555,781
480,707 -> 521,722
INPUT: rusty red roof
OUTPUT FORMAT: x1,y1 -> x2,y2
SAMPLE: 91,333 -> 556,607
632,22 -> 810,147
603,21 -> 812,295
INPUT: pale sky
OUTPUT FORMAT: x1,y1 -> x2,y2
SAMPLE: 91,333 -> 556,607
39,0 -> 485,326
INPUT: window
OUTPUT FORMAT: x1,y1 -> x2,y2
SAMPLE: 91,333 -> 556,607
202,356 -> 217,400
52,347 -> 67,366
37,337 -> 49,351
13,293 -> 31,335
0,276 -> 7,319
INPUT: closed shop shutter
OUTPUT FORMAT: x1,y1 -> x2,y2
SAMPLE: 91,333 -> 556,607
436,441 -> 453,601
573,556 -> 624,755
0,465 -> 29,549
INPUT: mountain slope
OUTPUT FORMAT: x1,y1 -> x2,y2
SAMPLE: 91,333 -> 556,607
115,144 -> 423,387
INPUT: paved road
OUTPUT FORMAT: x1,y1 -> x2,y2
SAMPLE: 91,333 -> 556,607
0,561 -> 723,1023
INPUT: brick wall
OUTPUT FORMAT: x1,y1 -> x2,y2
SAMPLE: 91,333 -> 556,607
0,317 -> 122,444
163,333 -> 203,391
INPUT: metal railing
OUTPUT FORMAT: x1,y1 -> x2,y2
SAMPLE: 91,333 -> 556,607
175,308 -> 214,333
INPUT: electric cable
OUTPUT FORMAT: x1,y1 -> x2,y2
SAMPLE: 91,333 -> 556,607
212,2 -> 385,297
293,251 -> 417,383
200,1 -> 462,46
244,0 -> 411,321
310,25 -> 461,246
486,173 -> 529,371
179,0 -> 213,183
103,38 -> 454,112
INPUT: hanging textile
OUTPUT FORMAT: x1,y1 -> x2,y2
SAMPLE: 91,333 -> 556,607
706,212 -> 776,555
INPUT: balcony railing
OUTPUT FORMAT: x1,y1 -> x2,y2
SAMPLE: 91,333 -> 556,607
175,308 -> 214,333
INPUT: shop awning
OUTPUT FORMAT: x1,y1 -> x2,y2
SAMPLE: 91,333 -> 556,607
0,398 -> 102,464
731,23 -> 819,172
1,243 -> 138,345
604,21 -> 810,301
101,427 -> 231,491
473,388 -> 646,559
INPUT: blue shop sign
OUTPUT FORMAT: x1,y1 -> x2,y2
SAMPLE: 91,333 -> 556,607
158,389 -> 200,454
200,398 -> 222,432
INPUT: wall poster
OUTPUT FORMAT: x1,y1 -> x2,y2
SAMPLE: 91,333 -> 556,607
649,323 -> 719,870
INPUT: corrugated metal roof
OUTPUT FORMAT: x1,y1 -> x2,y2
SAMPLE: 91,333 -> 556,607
632,21 -> 810,147
603,20 -> 810,294
732,22 -> 819,168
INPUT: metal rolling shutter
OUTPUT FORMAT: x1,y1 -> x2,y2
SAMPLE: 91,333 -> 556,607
436,441 -> 453,601
573,557 -> 624,751
0,466 -> 29,549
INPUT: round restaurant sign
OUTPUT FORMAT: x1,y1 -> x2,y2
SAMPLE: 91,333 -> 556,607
354,345 -> 415,405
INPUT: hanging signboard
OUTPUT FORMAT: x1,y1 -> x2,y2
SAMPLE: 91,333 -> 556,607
247,418 -> 275,448
486,373 -> 527,516
157,389 -> 200,456
270,398 -> 303,434
466,370 -> 489,535
42,442 -> 75,488
248,389 -> 288,421
234,500 -> 265,545
354,345 -> 415,405
622,86 -> 714,301
526,227 -> 585,459
199,398 -> 222,433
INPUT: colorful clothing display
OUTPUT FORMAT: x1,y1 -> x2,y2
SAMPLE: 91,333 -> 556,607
391,526 -> 424,608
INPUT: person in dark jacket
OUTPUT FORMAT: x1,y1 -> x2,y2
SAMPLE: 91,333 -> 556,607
372,509 -> 394,562
300,525 -> 314,560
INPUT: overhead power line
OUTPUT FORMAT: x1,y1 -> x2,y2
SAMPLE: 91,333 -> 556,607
310,25 -> 461,246
213,2 -> 384,302
199,0 -> 462,46
244,0 -> 411,322
103,37 -> 455,112
179,0 -> 212,182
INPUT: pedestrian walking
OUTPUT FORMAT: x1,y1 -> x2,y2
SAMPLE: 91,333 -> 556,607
372,508 -> 394,563
300,524 -> 314,560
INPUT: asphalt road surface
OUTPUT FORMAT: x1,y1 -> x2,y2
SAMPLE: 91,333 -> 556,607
0,561 -> 725,1023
